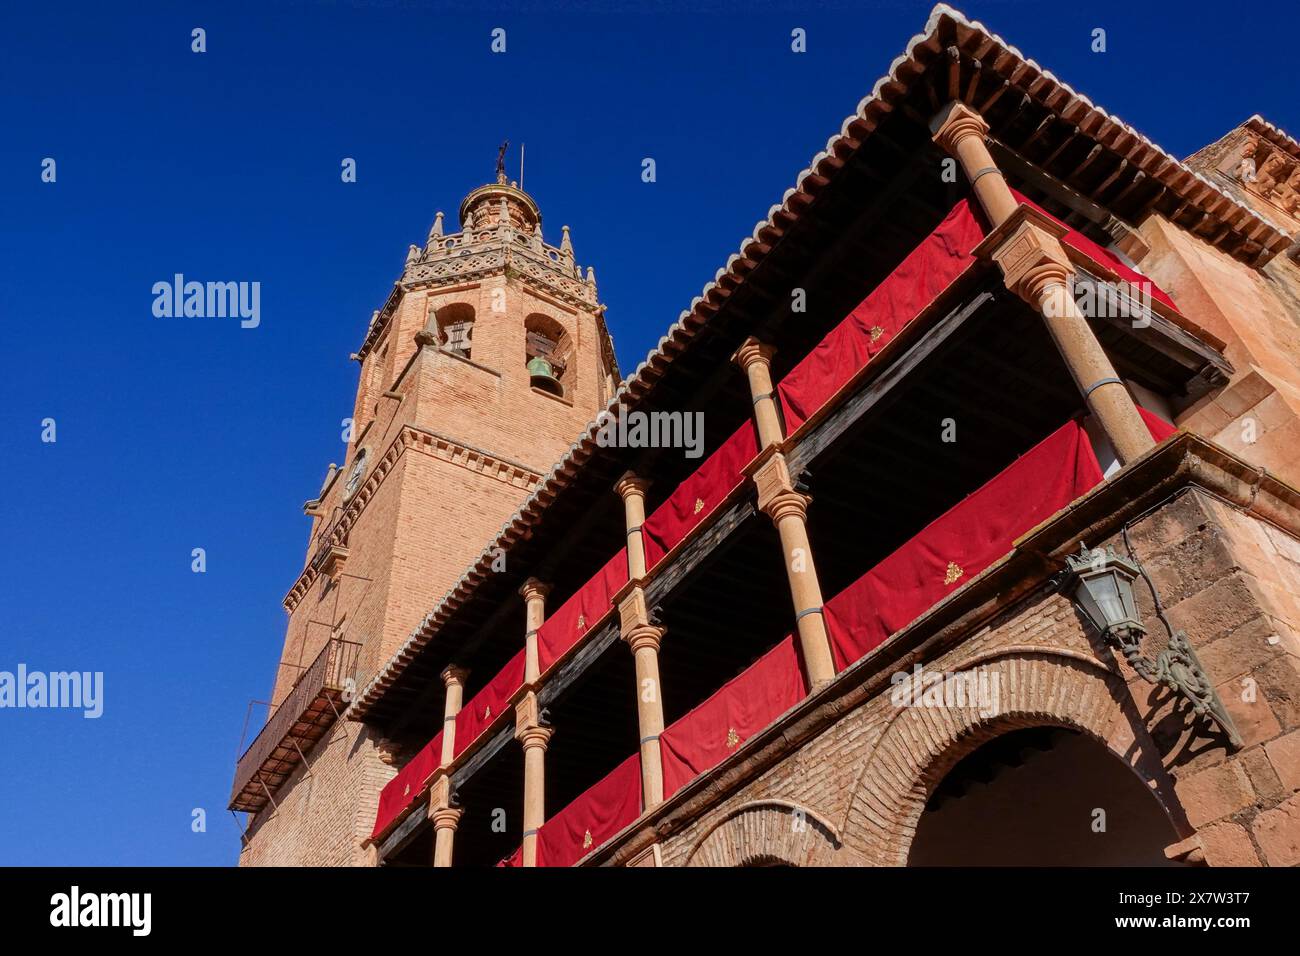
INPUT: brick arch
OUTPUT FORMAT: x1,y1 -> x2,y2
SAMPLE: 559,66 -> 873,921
841,647 -> 1183,866
684,800 -> 852,867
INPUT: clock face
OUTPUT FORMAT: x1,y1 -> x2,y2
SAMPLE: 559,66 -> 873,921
344,451 -> 367,500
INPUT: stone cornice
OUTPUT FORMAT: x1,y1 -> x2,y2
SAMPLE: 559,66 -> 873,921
1246,115 -> 1300,164
283,427 -> 541,612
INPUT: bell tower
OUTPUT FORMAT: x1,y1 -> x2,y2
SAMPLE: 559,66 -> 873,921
237,155 -> 618,865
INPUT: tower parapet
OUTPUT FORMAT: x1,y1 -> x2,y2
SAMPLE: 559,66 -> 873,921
356,160 -> 608,368
406,183 -> 597,311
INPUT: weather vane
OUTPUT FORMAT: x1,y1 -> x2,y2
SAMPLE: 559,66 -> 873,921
496,140 -> 509,184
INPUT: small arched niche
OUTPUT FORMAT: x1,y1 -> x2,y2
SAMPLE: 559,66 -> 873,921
430,302 -> 475,359
523,313 -> 572,397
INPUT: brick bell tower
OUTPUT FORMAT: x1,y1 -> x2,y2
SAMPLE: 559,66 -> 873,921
235,153 -> 619,866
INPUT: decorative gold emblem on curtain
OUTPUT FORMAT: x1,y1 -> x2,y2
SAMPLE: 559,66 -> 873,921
869,326 -> 885,342
944,561 -> 964,585
582,829 -> 593,849
693,498 -> 705,514
726,727 -> 740,749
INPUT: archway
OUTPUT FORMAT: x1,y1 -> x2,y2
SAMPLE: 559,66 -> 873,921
840,649 -> 1189,865
683,801 -> 847,867
907,726 -> 1183,865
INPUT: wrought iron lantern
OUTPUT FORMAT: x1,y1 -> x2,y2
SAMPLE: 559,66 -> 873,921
1063,542 -> 1144,641
1063,542 -> 1241,748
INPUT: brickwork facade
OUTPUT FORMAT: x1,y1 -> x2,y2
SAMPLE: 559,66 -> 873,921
239,175 -> 614,865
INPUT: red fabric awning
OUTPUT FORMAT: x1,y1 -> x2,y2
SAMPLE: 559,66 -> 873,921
536,754 -> 642,867
643,420 -> 760,569
537,549 -> 629,673
372,729 -> 443,839
660,635 -> 807,800
776,198 -> 986,434
454,650 -> 525,759
823,418 -> 1104,670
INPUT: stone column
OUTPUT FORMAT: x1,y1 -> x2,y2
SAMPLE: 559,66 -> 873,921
753,453 -> 837,688
519,578 -> 550,684
439,665 -> 469,765
514,692 -> 552,867
615,472 -> 652,580
931,101 -> 1154,466
733,338 -> 783,448
427,776 -> 461,868
618,588 -> 667,809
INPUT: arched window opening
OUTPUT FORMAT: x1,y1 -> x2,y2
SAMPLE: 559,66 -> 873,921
431,302 -> 475,359
524,313 -> 572,397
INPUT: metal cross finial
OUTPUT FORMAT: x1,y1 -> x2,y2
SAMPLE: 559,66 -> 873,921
496,140 -> 509,184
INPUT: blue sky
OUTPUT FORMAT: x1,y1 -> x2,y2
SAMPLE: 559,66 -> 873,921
1,0 -> 1294,866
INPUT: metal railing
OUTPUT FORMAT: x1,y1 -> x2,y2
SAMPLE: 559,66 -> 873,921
229,637 -> 362,810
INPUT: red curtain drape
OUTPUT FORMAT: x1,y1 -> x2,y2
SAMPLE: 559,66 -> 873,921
537,549 -> 629,673
660,635 -> 807,800
535,754 -> 642,867
776,199 -> 986,434
643,420 -> 760,569
1138,405 -> 1178,442
372,729 -> 443,839
453,650 -> 526,759
823,418 -> 1104,671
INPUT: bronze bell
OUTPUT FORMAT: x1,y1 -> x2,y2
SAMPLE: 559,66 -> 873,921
527,355 -> 562,395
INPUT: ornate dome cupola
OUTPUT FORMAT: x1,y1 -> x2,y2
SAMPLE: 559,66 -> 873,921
458,141 -> 542,234
391,141 -> 601,318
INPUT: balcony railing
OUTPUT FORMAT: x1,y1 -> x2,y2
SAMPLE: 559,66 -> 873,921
229,637 -> 362,813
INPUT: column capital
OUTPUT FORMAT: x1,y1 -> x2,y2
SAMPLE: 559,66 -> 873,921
518,577 -> 551,603
440,664 -> 470,688
973,203 -> 1073,302
614,471 -> 651,500
930,101 -> 990,154
430,806 -> 463,832
764,489 -> 810,523
426,774 -> 454,813
752,452 -> 809,521
624,623 -> 665,655
516,725 -> 553,751
617,586 -> 650,632
514,691 -> 552,750
732,336 -> 776,371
